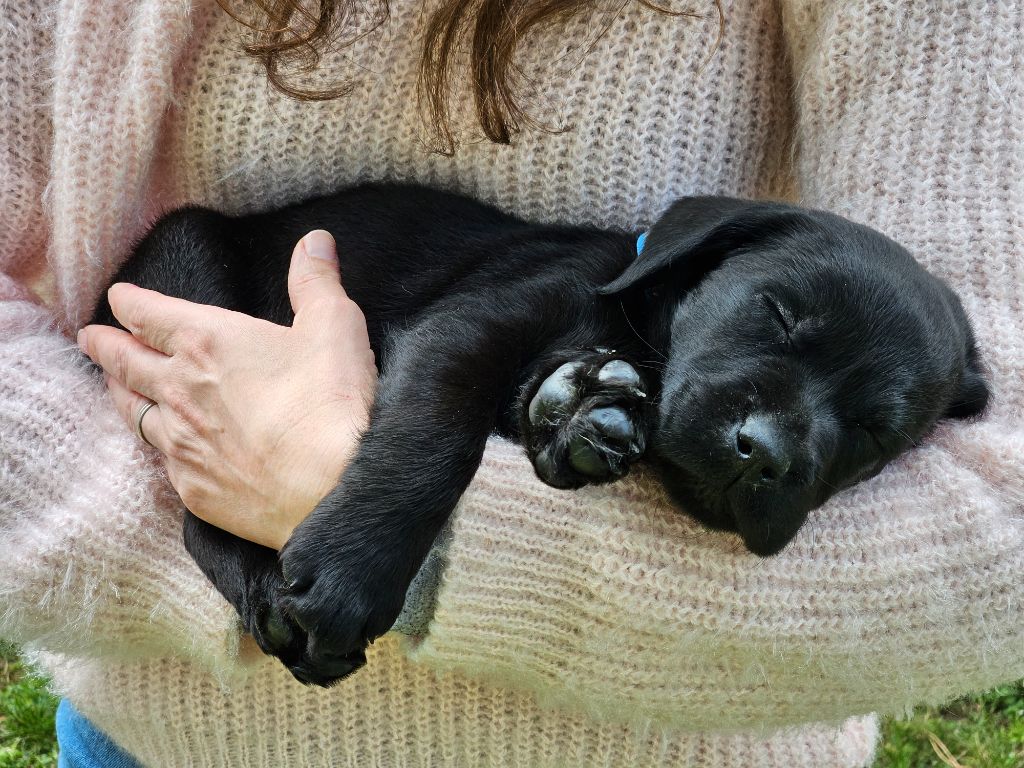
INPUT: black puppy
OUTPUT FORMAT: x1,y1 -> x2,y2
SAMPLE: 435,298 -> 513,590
92,185 -> 988,686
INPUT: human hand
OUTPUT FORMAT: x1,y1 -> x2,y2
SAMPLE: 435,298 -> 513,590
78,230 -> 377,550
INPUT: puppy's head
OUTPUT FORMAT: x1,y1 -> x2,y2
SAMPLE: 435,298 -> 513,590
602,197 -> 989,556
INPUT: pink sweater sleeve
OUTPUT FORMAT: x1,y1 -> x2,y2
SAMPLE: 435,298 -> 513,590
0,285 -> 243,674
0,0 -> 244,674
407,0 -> 1024,732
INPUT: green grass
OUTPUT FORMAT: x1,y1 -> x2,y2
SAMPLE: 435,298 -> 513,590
0,642 -> 58,768
0,639 -> 1020,766
875,681 -> 1024,768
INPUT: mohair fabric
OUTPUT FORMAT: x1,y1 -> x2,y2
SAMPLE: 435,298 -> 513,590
1,0 -> 1022,765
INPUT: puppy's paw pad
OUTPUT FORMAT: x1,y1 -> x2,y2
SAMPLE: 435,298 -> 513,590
596,360 -> 644,393
567,436 -> 610,478
525,356 -> 648,488
587,405 -> 637,443
528,361 -> 585,425
256,600 -> 297,652
568,405 -> 645,477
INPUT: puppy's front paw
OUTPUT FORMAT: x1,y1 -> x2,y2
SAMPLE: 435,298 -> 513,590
242,566 -> 364,687
275,527 -> 404,687
524,356 -> 649,488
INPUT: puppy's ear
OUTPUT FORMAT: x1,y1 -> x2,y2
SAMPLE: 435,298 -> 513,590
946,346 -> 990,419
599,197 -> 811,295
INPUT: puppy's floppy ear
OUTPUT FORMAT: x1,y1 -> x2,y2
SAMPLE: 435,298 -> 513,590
946,344 -> 990,419
599,196 -> 811,295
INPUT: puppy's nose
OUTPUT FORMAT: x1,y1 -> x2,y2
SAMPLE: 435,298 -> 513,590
734,414 -> 792,484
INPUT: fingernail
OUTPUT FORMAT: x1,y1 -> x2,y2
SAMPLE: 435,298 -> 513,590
302,230 -> 337,262
77,328 -> 88,353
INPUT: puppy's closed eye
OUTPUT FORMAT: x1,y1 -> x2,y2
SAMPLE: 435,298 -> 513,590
758,293 -> 795,344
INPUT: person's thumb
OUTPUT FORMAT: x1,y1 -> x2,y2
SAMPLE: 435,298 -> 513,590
287,229 -> 347,316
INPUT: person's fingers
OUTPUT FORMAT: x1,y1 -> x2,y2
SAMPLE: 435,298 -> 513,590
78,324 -> 168,402
105,282 -> 227,356
288,231 -> 372,353
103,373 -> 168,452
288,230 -> 348,314
286,231 -> 376,369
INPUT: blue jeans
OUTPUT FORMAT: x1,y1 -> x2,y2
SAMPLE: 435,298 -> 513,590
56,699 -> 142,768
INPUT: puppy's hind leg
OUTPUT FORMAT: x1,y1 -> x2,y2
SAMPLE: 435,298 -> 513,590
182,512 -> 365,680
90,207 -> 246,327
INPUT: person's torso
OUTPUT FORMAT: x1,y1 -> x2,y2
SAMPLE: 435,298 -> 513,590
157,0 -> 794,232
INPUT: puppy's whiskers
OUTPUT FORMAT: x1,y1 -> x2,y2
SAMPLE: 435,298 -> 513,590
618,300 -> 667,361
893,426 -> 919,447
636,359 -> 667,372
814,473 -> 837,491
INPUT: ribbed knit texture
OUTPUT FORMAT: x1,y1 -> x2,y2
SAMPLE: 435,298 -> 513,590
1,0 -> 1022,765
34,637 -> 879,768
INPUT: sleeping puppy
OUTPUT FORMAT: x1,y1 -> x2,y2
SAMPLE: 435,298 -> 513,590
92,185 -> 988,686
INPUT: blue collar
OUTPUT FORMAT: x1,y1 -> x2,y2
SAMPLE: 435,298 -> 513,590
636,231 -> 649,253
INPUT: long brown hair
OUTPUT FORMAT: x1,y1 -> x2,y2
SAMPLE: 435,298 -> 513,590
216,0 -> 723,154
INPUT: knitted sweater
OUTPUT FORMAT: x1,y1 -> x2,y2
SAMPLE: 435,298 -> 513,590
1,0 -> 1022,766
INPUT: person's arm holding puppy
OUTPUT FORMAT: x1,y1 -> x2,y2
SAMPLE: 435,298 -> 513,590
77,230 -> 376,551
73,0 -> 1024,736
0,231 -> 372,672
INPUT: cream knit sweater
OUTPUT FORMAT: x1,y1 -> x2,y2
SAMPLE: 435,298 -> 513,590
1,1 -> 1022,766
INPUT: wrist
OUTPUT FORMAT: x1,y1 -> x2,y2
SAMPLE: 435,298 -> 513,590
268,419 -> 363,550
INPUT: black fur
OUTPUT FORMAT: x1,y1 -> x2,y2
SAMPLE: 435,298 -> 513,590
92,184 -> 988,686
